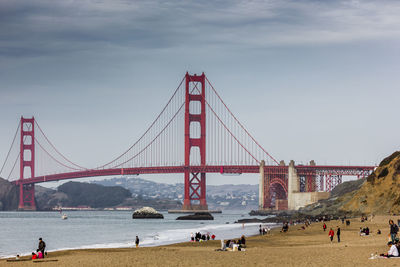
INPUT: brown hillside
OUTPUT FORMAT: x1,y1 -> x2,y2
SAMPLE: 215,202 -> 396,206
341,151 -> 400,215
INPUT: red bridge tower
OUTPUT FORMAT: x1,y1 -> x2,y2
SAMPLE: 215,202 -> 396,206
18,117 -> 36,210
183,72 -> 208,210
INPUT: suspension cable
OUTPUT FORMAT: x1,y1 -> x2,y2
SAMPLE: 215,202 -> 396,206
0,122 -> 20,177
94,76 -> 185,169
35,121 -> 87,170
205,76 -> 279,165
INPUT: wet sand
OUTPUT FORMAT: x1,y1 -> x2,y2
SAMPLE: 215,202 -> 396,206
2,215 -> 399,266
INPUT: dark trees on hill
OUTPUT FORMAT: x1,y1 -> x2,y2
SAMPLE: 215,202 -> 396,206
58,181 -> 131,208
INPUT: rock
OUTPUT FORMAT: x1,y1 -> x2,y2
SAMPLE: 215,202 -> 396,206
176,212 -> 214,220
235,218 -> 264,223
132,207 -> 164,219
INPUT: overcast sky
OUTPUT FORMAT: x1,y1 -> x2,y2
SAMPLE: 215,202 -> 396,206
1,0 -> 399,185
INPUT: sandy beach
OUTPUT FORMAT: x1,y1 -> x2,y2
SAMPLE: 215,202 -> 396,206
2,215 -> 399,267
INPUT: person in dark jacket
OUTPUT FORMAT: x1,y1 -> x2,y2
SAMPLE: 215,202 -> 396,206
337,227 -> 341,243
240,235 -> 246,247
390,219 -> 399,242
135,236 -> 140,248
38,238 -> 45,258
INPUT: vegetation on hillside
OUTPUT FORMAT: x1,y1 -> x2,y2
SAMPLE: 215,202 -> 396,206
341,151 -> 400,214
58,181 -> 132,208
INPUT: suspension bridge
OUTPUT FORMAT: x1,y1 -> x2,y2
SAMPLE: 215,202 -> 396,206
0,73 -> 375,211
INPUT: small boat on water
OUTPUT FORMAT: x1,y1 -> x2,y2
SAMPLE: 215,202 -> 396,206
61,213 -> 68,220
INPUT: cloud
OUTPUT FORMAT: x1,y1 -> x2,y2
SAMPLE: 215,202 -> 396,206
0,0 -> 400,59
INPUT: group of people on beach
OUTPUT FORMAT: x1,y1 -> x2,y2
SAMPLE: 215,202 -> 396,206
31,238 -> 46,260
359,227 -> 370,236
327,227 -> 341,243
381,219 -> 400,257
190,232 -> 215,242
219,235 -> 246,251
259,225 -> 271,235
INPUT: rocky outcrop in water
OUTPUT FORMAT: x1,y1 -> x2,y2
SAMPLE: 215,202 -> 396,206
132,207 -> 164,219
176,212 -> 214,220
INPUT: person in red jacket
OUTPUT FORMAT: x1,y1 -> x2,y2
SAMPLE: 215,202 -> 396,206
328,228 -> 335,243
31,252 -> 37,260
323,223 -> 327,232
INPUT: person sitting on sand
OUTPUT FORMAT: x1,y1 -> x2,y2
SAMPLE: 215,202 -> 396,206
360,227 -> 364,236
190,233 -> 194,242
377,229 -> 381,235
384,241 -> 399,257
31,252 -> 37,260
220,239 -> 226,250
240,235 -> 246,247
281,222 -> 289,233
37,249 -> 43,259
328,228 -> 334,243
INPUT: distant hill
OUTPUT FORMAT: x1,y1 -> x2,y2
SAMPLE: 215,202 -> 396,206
0,177 -> 18,210
58,181 -> 132,208
93,177 -> 259,210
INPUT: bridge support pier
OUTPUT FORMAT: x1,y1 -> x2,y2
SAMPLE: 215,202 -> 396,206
287,160 -> 299,210
18,183 -> 36,210
258,160 -> 265,209
183,171 -> 208,210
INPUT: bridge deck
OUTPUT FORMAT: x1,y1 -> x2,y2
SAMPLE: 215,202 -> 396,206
13,165 -> 375,185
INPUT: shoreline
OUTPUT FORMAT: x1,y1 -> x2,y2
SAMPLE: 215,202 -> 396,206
1,220 -> 277,260
2,215 -> 400,266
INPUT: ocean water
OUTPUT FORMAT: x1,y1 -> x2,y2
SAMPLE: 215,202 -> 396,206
0,210 -> 277,258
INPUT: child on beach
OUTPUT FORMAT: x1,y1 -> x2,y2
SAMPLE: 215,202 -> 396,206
328,228 -> 334,243
31,252 -> 37,260
37,250 -> 43,259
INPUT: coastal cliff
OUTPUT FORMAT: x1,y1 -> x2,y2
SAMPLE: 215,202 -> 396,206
341,151 -> 400,214
300,151 -> 400,216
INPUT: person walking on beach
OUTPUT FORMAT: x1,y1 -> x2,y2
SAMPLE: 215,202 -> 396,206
38,238 -> 46,258
135,236 -> 140,248
337,226 -> 341,243
389,219 -> 399,242
323,223 -> 327,232
328,228 -> 334,243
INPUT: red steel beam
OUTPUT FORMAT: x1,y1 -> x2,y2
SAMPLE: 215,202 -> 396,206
12,165 -> 375,186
